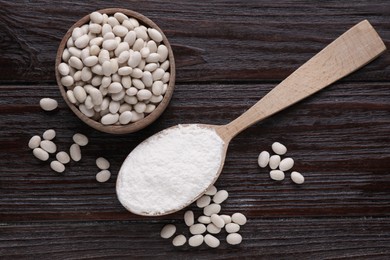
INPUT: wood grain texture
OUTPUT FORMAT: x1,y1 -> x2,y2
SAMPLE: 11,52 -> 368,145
1,218 -> 389,259
0,0 -> 389,83
1,0 -> 389,258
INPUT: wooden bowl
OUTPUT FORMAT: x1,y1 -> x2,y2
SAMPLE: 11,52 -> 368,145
55,8 -> 175,134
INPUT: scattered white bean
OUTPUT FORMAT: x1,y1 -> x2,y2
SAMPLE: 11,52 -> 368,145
33,148 -> 49,161
213,190 -> 228,204
220,214 -> 232,224
196,195 -> 211,208
56,151 -> 70,164
198,216 -> 211,224
206,223 -> 221,234
203,203 -> 221,216
258,151 -> 270,168
69,143 -> 81,162
204,234 -> 220,248
39,98 -> 58,111
40,140 -> 57,154
50,160 -> 65,173
270,170 -> 285,181
231,213 -> 247,225
184,210 -> 194,227
226,233 -> 242,245
73,133 -> 88,146
42,129 -> 56,140
95,157 -> 110,170
189,223 -> 206,235
188,235 -> 203,247
205,185 -> 217,196
172,234 -> 186,247
96,170 -> 111,182
291,171 -> 305,184
160,224 -> 176,239
28,135 -> 41,149
225,223 -> 240,233
269,155 -> 281,170
272,142 -> 287,155
211,214 -> 225,228
279,157 -> 294,171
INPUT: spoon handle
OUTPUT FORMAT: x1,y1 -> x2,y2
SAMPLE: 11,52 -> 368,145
222,20 -> 386,140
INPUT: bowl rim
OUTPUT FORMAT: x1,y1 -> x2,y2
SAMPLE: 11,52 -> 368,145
55,8 -> 176,134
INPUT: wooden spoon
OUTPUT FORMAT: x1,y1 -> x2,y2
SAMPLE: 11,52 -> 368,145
117,20 -> 386,216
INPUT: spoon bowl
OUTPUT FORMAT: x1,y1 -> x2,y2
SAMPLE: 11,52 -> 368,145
116,20 -> 386,216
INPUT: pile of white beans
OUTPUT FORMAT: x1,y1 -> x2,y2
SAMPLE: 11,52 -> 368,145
29,101 -> 112,182
58,11 -> 171,125
258,142 -> 305,184
160,186 -> 247,248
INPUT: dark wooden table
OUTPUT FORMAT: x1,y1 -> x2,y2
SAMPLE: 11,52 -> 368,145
1,1 -> 389,259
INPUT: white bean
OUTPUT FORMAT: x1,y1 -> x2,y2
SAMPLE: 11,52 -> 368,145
205,185 -> 217,196
134,26 -> 148,40
114,42 -> 129,57
50,160 -> 65,173
119,103 -> 132,113
258,151 -> 270,168
160,224 -> 176,239
152,68 -> 165,81
40,140 -> 56,154
144,104 -> 156,114
270,170 -> 285,181
70,143 -> 81,162
203,203 -> 221,216
157,45 -> 168,62
279,157 -> 294,171
272,142 -> 287,155
102,39 -> 118,51
291,171 -> 305,184
206,223 -> 221,234
56,151 -> 70,164
89,23 -> 102,34
121,76 -> 132,89
83,56 -> 98,67
132,38 -> 144,51
188,235 -> 203,247
136,89 -> 152,101
95,157 -> 110,170
269,155 -> 281,170
149,95 -> 163,103
127,51 -> 142,68
58,62 -> 70,76
73,86 -> 87,103
28,135 -> 41,149
211,214 -> 225,228
220,215 -> 232,224
123,31 -> 136,46
146,53 -> 160,63
119,111 -> 132,124
79,104 -> 94,117
134,102 -> 146,113
132,79 -> 145,89
118,66 -> 132,76
33,148 -> 49,161
68,56 -> 83,70
96,170 -> 111,182
198,216 -> 211,224
172,235 -> 186,247
90,12 -> 103,24
225,223 -> 240,233
40,98 -> 58,111
231,212 -> 247,225
73,133 -> 88,146
184,210 -> 194,227
74,34 -> 90,49
147,28 -> 162,42
144,63 -> 158,72
43,129 -> 56,140
108,82 -> 123,94
101,113 -> 119,125
109,100 -> 120,114
226,233 -> 242,245
113,25 -> 128,37
204,234 -> 220,248
196,195 -> 211,208
213,190 -> 228,204
118,51 -> 130,64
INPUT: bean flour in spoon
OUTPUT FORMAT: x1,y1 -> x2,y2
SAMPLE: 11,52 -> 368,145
116,124 -> 225,215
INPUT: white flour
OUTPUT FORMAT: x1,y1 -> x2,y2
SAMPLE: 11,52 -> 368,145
116,124 -> 225,215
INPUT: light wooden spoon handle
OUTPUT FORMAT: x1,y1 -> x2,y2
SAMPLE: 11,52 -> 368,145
222,20 -> 386,140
